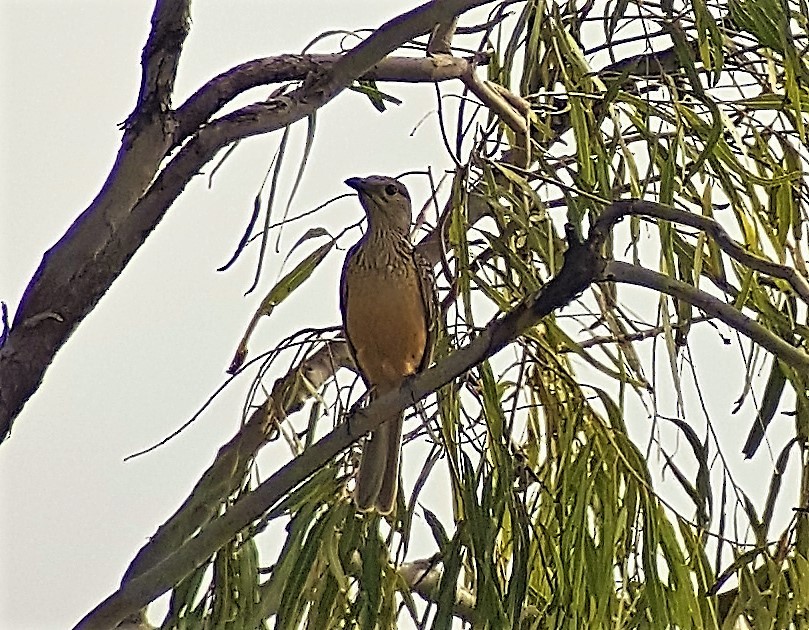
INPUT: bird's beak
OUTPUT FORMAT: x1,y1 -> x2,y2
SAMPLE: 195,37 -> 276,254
345,177 -> 365,192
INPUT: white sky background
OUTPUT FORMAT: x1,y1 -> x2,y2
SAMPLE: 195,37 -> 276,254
0,2 -> 801,629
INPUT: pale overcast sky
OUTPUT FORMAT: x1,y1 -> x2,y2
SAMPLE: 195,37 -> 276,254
0,2 -> 799,629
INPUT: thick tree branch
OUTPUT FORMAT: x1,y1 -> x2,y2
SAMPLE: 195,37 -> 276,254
0,0 -> 500,441
127,1 -> 190,129
0,1 -> 191,440
325,0 -> 493,85
74,223 -> 605,630
173,53 -> 487,148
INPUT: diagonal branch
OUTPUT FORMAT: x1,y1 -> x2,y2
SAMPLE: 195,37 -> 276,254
173,53 -> 487,148
74,224 -> 605,630
594,200 -> 809,304
126,0 -> 190,130
601,261 -> 809,370
0,0 -> 191,440
591,199 -> 809,369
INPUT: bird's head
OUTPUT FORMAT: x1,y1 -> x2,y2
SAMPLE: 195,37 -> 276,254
345,175 -> 412,235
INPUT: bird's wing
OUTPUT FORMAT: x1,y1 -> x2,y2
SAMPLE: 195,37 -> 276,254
414,248 -> 439,372
340,239 -> 366,383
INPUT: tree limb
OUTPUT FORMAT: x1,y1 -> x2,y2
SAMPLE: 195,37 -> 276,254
0,0 -> 500,441
173,53 -> 487,147
127,0 -> 190,130
0,1 -> 191,440
594,200 -> 809,304
74,222 -> 605,630
601,261 -> 809,370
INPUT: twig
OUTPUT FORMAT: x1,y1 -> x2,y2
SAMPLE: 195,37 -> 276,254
593,200 -> 809,305
601,261 -> 809,370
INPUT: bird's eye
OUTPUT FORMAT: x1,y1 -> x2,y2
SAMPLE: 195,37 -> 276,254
384,183 -> 398,196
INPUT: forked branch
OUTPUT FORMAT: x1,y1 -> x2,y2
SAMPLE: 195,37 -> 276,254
0,0 -> 499,441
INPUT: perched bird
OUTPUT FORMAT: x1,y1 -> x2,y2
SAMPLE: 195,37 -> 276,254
340,175 -> 437,513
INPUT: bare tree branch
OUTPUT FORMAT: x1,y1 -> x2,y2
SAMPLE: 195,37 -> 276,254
601,261 -> 809,370
173,53 -> 487,146
588,199 -> 809,369
0,1 -> 191,440
127,1 -> 190,129
0,0 -> 499,441
595,200 -> 809,304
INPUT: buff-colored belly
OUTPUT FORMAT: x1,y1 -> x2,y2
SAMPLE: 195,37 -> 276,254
344,265 -> 427,390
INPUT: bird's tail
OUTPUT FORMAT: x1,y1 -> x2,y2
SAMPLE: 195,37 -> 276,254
354,411 -> 402,514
